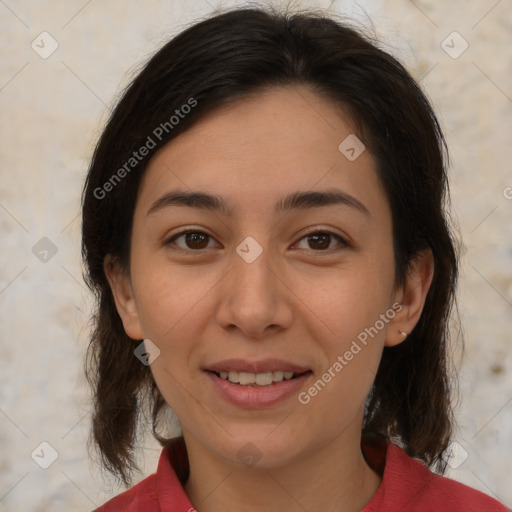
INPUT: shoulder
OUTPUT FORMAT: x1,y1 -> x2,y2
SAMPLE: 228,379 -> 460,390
368,442 -> 509,512
92,473 -> 158,511
91,438 -> 192,511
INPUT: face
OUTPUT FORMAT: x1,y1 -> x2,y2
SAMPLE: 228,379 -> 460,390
108,85 -> 426,469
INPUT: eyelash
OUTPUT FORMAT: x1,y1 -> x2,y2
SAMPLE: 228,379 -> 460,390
164,229 -> 349,254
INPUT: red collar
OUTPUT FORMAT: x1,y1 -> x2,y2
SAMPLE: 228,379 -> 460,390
97,434 -> 507,510
154,436 -> 193,511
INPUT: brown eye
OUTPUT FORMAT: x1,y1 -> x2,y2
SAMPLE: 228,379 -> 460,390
295,231 -> 347,251
184,232 -> 209,249
307,233 -> 331,250
166,231 -> 218,251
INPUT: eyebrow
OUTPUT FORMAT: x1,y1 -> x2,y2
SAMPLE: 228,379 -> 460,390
147,189 -> 370,217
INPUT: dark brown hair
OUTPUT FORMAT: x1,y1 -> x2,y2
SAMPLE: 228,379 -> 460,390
82,5 -> 459,487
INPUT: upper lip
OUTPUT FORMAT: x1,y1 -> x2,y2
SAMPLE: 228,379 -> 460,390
205,358 -> 311,374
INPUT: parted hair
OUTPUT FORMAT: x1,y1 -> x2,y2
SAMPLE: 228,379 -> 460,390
82,4 -> 460,487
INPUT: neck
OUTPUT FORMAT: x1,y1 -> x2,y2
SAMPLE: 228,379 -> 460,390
182,423 -> 382,512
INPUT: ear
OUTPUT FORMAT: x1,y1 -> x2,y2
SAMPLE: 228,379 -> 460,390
385,249 -> 434,347
104,254 -> 144,340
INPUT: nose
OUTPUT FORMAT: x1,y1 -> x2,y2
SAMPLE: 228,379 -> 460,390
215,241 -> 293,339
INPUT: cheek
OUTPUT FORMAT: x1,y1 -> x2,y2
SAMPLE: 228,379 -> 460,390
296,273 -> 392,423
295,256 -> 394,394
297,257 -> 395,341
131,262 -> 213,414
132,257 -> 218,340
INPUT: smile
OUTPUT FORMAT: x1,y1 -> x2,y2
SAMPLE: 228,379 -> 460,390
213,370 -> 305,386
205,369 -> 312,409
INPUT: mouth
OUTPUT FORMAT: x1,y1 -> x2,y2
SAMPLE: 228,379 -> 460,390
203,358 -> 312,408
207,369 -> 311,387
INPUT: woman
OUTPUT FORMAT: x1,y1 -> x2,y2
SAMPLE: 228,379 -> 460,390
82,6 -> 509,511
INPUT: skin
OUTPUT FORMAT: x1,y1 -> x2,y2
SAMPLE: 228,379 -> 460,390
106,85 -> 434,512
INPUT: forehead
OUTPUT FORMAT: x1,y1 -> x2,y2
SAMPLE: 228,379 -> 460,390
136,85 -> 388,220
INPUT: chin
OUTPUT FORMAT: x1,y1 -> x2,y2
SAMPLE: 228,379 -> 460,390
208,431 -> 306,470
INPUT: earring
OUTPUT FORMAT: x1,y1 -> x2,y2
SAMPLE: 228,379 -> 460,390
399,330 -> 407,339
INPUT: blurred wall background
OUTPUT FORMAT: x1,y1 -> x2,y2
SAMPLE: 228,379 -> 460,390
1,0 -> 511,510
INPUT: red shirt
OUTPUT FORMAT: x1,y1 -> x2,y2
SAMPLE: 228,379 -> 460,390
93,436 -> 509,511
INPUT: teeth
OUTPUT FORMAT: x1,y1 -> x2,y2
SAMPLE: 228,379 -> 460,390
255,372 -> 273,386
273,371 -> 284,382
216,370 -> 299,386
238,372 -> 255,385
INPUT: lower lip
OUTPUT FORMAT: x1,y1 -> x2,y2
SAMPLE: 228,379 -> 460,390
206,371 -> 312,409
